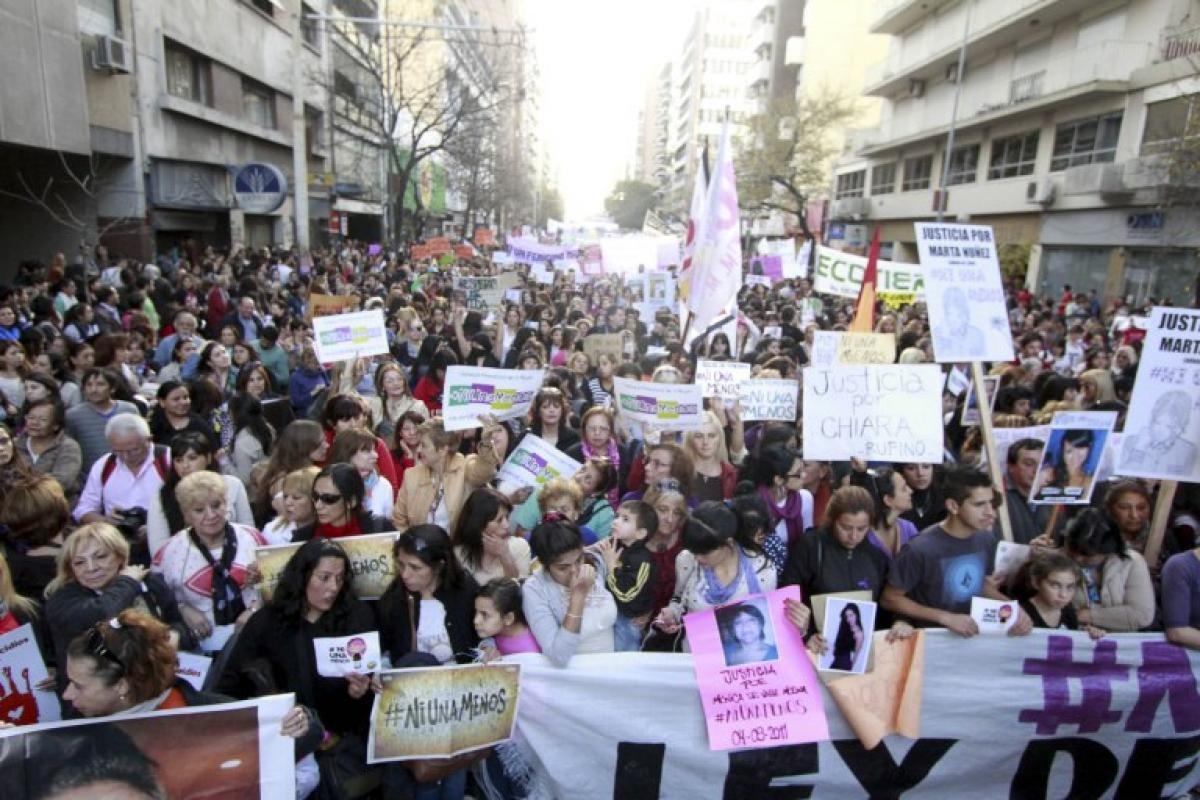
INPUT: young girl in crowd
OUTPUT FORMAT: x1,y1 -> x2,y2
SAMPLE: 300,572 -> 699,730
474,577 -> 540,658
1015,551 -> 1105,639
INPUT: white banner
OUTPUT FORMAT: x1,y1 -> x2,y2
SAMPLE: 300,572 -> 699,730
1116,306 -> 1200,481
453,274 -> 522,313
497,433 -> 583,493
695,360 -> 751,399
442,366 -> 545,432
802,365 -> 944,462
312,309 -> 390,363
813,246 -> 925,300
506,236 -> 581,264
0,624 -> 59,725
739,379 -> 799,422
510,633 -> 1200,799
0,694 -> 296,797
613,376 -> 704,431
810,330 -> 842,368
915,223 -> 1014,364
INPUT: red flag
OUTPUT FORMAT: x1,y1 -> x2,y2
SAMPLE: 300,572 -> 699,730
848,227 -> 880,333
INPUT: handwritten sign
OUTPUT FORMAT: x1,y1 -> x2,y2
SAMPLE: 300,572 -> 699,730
315,631 -> 382,677
0,624 -> 59,725
738,379 -> 799,422
613,376 -> 704,431
695,360 -> 751,399
836,332 -> 896,365
915,223 -> 1014,364
810,330 -> 842,368
813,246 -> 925,300
452,274 -> 521,312
802,365 -> 944,462
496,433 -> 583,493
683,586 -> 829,751
1115,306 -> 1200,481
443,366 -> 544,432
581,333 -> 625,365
1028,410 -> 1118,506
368,664 -> 520,762
256,532 -> 399,602
312,309 -> 390,363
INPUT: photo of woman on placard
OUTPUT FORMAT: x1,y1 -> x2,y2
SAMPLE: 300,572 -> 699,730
818,597 -> 877,674
1031,428 -> 1106,505
716,599 -> 778,667
831,603 -> 864,671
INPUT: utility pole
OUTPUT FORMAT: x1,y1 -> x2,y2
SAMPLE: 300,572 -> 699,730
935,0 -> 973,223
291,5 -> 309,249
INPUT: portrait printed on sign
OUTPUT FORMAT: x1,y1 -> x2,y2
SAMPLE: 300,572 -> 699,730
1029,427 -> 1110,505
716,598 -> 779,668
818,598 -> 876,674
1120,389 -> 1199,480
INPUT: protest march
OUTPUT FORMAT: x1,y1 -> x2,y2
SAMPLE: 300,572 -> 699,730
2,38 -> 1200,800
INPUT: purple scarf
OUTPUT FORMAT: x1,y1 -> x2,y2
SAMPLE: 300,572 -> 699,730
582,437 -> 621,508
759,486 -> 807,549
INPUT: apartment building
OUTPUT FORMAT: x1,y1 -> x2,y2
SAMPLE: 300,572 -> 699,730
635,62 -> 673,191
832,0 -> 1200,304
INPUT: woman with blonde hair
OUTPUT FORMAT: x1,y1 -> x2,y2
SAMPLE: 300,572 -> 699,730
392,416 -> 503,532
369,361 -> 429,440
1078,368 -> 1118,409
261,466 -> 319,545
46,523 -> 195,699
0,550 -> 39,634
684,407 -> 744,503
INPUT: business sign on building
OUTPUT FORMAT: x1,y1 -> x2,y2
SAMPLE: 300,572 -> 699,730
233,163 -> 288,214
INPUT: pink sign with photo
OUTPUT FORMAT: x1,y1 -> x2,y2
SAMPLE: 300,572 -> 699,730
683,585 -> 829,751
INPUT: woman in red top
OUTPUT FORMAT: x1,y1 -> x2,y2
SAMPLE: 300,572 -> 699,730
391,409 -> 426,488
320,393 -> 399,493
300,463 -> 390,540
412,349 -> 457,415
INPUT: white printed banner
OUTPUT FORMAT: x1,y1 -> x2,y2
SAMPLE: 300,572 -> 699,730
0,624 -> 59,725
813,246 -> 925,300
496,433 -> 584,493
613,376 -> 704,432
739,379 -> 799,422
1115,307 -> 1200,481
312,309 -> 390,363
915,223 -> 1014,364
506,236 -> 580,264
695,360 -> 751,399
510,633 -> 1200,799
442,366 -> 545,432
315,631 -> 382,677
802,365 -> 944,462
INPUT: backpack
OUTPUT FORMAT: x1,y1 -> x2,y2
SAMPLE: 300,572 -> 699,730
100,444 -> 171,487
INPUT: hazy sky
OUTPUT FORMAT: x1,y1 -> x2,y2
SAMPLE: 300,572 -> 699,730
526,0 -> 701,219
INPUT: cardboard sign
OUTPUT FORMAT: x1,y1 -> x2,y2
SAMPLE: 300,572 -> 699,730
914,223 -> 1014,364
817,598 -> 877,675
802,366 -> 944,462
1028,411 -> 1118,506
452,274 -> 521,312
739,379 -> 799,422
582,333 -> 625,365
1115,307 -> 1200,481
695,360 -> 751,399
454,244 -> 475,260
369,664 -> 521,762
822,631 -> 924,750
613,376 -> 704,431
836,332 -> 896,365
307,293 -> 360,322
255,532 -> 400,602
496,433 -> 583,493
425,237 -> 452,256
315,632 -> 382,677
442,366 -> 544,432
683,586 -> 829,751
970,597 -> 1018,634
410,244 -> 432,260
994,541 -> 1031,579
810,330 -> 842,368
312,309 -> 390,363
474,227 -> 495,246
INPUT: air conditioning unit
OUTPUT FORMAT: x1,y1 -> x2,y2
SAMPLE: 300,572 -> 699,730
1062,164 -> 1129,197
92,35 -> 132,73
908,79 -> 926,98
944,61 -> 964,83
1025,180 -> 1056,206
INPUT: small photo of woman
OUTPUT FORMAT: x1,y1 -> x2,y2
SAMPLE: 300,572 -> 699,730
716,598 -> 779,668
819,597 -> 877,674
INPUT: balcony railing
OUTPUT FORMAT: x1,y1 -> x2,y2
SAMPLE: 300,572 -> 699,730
1161,26 -> 1200,62
1008,71 -> 1045,104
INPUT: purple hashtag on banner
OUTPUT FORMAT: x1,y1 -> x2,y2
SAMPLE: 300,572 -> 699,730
1018,636 -> 1131,735
1126,641 -> 1200,733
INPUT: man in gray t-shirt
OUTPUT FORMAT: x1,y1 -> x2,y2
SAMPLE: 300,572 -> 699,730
883,466 -> 1031,638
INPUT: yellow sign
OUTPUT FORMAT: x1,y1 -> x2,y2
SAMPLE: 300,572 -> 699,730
369,664 -> 521,762
255,532 -> 399,602
836,332 -> 896,365
879,292 -> 917,310
581,333 -> 625,365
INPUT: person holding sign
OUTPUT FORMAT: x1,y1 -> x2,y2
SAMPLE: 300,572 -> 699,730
217,539 -> 374,764
391,417 -> 503,533
882,467 -> 1032,638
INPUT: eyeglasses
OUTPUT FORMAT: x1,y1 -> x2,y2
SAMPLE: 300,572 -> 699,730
86,625 -> 125,672
312,491 -> 344,506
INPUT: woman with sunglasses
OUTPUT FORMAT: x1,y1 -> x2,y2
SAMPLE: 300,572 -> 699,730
46,523 -> 196,705
378,525 -> 480,800
297,462 -> 390,541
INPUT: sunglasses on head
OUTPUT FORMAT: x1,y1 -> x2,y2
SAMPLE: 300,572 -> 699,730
312,491 -> 344,505
86,625 -> 125,672
399,532 -> 429,553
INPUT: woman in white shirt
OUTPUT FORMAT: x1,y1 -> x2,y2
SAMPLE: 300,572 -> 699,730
328,427 -> 393,521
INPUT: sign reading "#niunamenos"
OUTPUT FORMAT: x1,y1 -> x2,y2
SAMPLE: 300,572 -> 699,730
612,376 -> 704,431
442,366 -> 545,431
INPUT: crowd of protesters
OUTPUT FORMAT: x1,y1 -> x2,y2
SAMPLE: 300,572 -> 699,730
0,238 -> 1196,799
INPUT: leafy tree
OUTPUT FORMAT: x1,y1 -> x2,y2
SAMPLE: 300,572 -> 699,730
736,92 -> 859,241
604,179 -> 658,230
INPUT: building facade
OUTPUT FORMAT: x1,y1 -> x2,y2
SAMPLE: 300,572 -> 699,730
832,0 -> 1200,304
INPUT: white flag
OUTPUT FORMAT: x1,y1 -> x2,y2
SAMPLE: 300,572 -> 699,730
686,122 -> 742,331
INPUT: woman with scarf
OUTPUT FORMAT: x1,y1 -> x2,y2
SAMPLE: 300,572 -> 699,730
152,470 -> 264,654
652,502 -> 810,650
566,407 -> 629,503
748,445 -> 813,572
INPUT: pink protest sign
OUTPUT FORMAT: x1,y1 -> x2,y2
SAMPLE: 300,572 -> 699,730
684,585 -> 829,751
